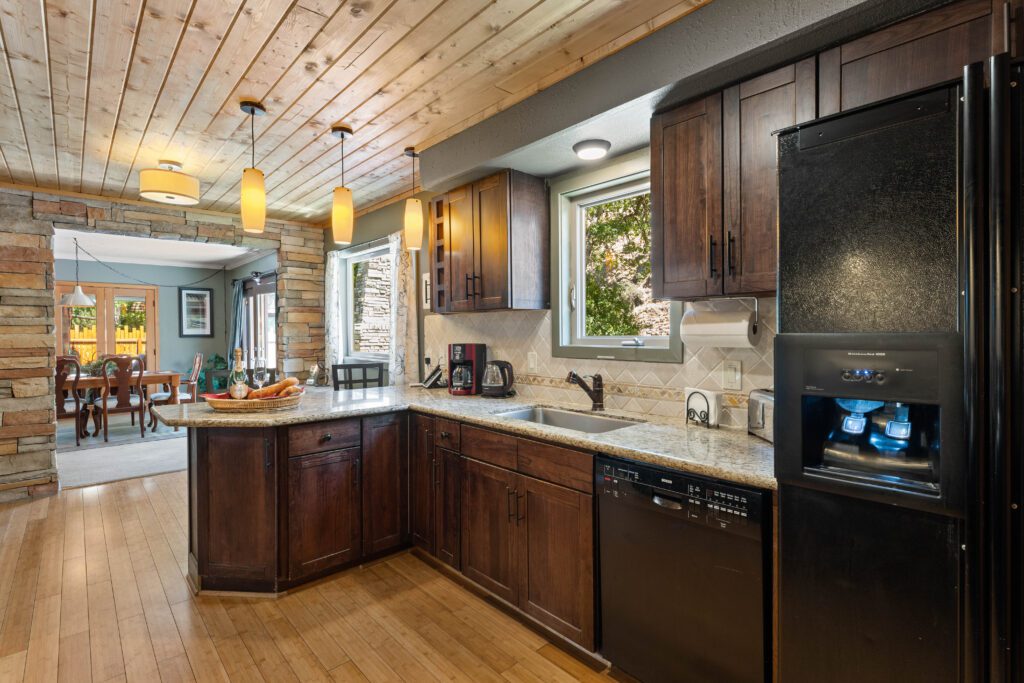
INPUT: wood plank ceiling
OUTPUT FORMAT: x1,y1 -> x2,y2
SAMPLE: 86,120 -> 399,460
0,0 -> 708,222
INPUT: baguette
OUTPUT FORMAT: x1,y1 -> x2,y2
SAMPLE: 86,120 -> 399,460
248,376 -> 299,399
278,385 -> 303,397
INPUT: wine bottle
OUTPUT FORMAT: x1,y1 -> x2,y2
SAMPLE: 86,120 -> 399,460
228,348 -> 250,399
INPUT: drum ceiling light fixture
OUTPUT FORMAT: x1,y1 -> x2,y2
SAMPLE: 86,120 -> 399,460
138,161 -> 200,205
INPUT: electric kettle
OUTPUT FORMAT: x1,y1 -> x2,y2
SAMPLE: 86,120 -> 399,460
481,361 -> 515,398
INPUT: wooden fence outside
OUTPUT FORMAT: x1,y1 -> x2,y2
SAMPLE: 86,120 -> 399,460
68,325 -> 147,362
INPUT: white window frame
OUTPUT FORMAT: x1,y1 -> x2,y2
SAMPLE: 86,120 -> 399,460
551,148 -> 682,362
341,241 -> 393,362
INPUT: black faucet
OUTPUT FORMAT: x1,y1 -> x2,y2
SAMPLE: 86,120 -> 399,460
567,371 -> 604,411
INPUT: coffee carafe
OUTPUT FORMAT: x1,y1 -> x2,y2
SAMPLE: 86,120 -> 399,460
482,361 -> 515,398
448,343 -> 486,395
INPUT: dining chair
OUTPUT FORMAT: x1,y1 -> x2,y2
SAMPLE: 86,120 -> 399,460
148,352 -> 202,432
94,355 -> 146,442
56,355 -> 84,447
331,363 -> 386,390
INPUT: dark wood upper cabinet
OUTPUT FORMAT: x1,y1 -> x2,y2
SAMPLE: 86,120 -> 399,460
429,170 -> 548,314
287,447 -> 361,580
516,475 -> 595,650
723,58 -> 816,296
361,413 -> 409,556
435,447 -> 462,570
818,0 -> 1017,115
461,456 -> 519,604
195,428 -> 278,589
410,414 -> 435,554
651,93 -> 723,299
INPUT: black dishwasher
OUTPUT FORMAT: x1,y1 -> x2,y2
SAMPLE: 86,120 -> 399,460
597,456 -> 770,683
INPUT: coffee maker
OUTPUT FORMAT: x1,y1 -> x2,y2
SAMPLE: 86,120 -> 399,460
448,343 -> 486,395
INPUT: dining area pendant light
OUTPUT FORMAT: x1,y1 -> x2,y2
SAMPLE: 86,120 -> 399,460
330,124 -> 354,245
239,101 -> 267,234
62,238 -> 95,307
138,160 -> 200,205
403,147 -> 423,251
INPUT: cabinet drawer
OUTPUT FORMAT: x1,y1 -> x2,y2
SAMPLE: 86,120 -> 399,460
288,418 -> 361,456
434,418 -> 461,451
517,440 -> 593,493
461,425 -> 516,469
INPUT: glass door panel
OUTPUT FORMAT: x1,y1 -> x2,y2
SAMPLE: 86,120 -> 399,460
55,283 -> 158,368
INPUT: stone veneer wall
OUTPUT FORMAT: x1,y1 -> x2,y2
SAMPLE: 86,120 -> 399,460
0,186 -> 325,500
422,297 -> 776,427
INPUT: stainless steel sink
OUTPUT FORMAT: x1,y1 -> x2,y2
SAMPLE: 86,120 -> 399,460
496,407 -> 641,433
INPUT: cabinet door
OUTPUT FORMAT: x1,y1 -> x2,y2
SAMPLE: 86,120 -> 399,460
410,415 -> 435,553
723,59 -> 816,295
288,448 -> 361,580
362,413 -> 409,555
435,447 -> 462,570
818,0 -> 1009,115
461,457 -> 518,603
473,172 -> 510,310
200,429 -> 278,584
651,93 -> 723,299
515,475 -> 595,649
446,185 -> 476,312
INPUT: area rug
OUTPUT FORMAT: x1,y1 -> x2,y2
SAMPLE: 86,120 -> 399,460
56,437 -> 187,489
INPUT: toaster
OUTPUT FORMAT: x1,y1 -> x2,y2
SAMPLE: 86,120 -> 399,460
747,389 -> 774,443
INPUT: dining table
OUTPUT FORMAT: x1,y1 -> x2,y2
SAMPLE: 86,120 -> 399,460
72,370 -> 182,437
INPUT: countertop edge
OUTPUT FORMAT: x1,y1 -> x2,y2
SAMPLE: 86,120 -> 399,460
153,397 -> 777,490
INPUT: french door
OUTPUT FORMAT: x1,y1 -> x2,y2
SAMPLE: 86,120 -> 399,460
55,282 -> 159,368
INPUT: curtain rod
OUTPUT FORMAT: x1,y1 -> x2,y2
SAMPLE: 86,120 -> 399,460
231,269 -> 278,285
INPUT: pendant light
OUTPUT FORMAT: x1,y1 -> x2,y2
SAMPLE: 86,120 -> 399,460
139,160 -> 200,205
239,101 -> 267,233
330,124 -> 354,245
63,238 -> 95,307
403,146 -> 423,251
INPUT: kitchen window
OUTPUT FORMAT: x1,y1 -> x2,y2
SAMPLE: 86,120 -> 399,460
341,243 -> 393,361
552,148 -> 682,362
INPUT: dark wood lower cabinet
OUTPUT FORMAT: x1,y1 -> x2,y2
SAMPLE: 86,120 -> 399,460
288,448 -> 361,580
410,414 -> 436,553
461,457 -> 519,604
191,428 -> 278,590
517,476 -> 594,649
435,447 -> 462,569
361,413 -> 409,555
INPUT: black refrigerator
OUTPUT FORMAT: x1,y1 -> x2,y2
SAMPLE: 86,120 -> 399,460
774,54 -> 1021,682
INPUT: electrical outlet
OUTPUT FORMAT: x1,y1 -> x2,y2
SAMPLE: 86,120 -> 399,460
527,351 -> 538,373
722,360 -> 742,390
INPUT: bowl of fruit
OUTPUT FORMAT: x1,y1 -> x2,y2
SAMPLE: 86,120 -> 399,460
201,377 -> 305,412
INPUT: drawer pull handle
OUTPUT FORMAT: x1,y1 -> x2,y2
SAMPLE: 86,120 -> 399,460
440,431 -> 450,439
321,433 -> 332,442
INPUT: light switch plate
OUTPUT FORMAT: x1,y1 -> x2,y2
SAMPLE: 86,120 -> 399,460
722,360 -> 742,390
527,351 -> 538,373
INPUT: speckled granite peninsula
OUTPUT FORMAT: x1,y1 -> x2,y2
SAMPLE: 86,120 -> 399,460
152,385 -> 775,489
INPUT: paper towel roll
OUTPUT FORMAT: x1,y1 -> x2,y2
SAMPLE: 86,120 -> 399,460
679,308 -> 760,348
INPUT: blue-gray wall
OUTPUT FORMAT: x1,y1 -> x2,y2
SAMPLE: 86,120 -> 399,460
55,259 -> 227,373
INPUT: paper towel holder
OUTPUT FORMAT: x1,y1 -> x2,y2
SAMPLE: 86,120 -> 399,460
688,296 -> 759,334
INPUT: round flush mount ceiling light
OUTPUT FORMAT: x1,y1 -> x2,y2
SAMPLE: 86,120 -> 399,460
573,139 -> 611,160
139,161 -> 200,205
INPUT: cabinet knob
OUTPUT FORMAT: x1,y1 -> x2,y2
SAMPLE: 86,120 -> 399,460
321,433 -> 332,442
440,431 -> 450,439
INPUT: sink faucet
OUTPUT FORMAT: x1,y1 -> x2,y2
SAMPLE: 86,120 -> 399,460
567,371 -> 604,411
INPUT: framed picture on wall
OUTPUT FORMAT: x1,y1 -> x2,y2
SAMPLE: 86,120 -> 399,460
179,287 -> 214,337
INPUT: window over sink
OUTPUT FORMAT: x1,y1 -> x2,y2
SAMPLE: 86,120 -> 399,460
551,148 -> 682,362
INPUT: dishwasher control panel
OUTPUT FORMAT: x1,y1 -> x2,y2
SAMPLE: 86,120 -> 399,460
597,459 -> 764,532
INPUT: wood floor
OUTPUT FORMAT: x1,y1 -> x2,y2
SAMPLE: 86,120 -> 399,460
0,470 -> 611,682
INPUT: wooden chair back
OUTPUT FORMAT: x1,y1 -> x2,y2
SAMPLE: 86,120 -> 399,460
55,355 -> 80,417
332,363 -> 386,390
101,355 -> 144,408
187,352 -> 204,384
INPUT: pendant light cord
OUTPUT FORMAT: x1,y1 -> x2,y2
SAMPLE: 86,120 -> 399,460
250,113 -> 255,169
74,238 -> 80,285
341,137 -> 345,185
411,152 -> 416,196
71,241 -> 226,287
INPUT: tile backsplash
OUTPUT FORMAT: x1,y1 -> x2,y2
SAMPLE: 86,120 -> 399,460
422,298 -> 775,428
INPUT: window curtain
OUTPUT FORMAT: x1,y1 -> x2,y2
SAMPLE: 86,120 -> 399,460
387,231 -> 414,385
228,279 -> 245,361
325,250 -> 344,366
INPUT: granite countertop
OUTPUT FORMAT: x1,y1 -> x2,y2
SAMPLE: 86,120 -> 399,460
153,386 -> 776,489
